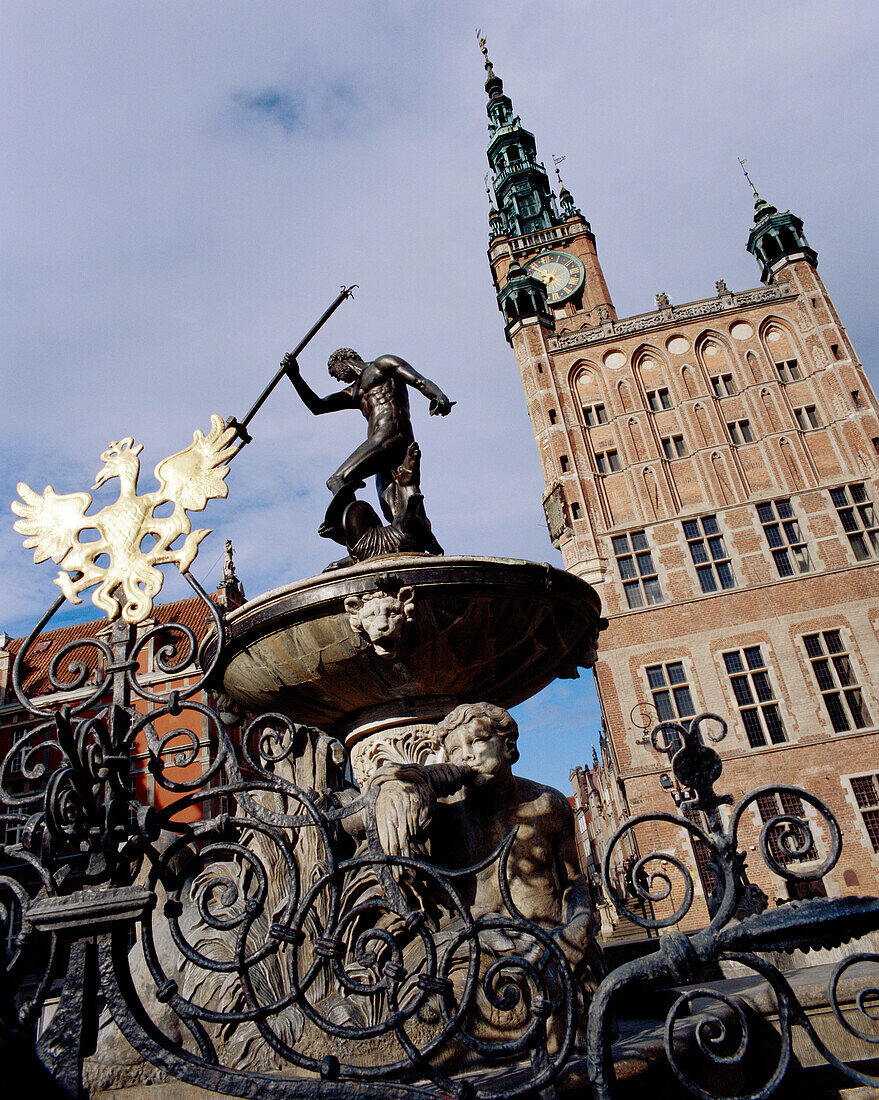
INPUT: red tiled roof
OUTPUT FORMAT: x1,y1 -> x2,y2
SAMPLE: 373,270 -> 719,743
7,594 -> 218,699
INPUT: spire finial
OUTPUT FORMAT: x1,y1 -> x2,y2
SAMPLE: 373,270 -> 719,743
740,157 -> 778,224
552,153 -> 580,218
738,156 -> 759,199
477,27 -> 502,93
484,172 -> 499,218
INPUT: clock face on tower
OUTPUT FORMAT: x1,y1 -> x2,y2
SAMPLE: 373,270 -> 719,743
525,250 -> 585,305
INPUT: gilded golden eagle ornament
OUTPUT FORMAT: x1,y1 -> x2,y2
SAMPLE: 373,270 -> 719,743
12,415 -> 238,624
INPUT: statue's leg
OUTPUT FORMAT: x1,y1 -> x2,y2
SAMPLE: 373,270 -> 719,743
327,433 -> 406,496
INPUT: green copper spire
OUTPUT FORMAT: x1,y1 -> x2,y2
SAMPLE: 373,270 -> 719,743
479,36 -> 561,238
741,160 -> 817,284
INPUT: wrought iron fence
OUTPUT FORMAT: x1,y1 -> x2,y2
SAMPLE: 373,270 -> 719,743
588,713 -> 879,1099
1,580 -> 581,1098
2,586 -> 879,1098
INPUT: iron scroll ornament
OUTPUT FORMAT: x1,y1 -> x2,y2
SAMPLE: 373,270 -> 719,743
0,581 -> 581,1099
4,594 -> 879,1099
587,712 -> 879,1100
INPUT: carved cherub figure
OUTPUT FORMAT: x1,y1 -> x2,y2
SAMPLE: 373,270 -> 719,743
344,585 -> 415,659
368,702 -> 600,981
433,703 -> 598,973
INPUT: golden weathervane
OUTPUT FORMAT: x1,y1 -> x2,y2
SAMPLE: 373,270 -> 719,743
12,415 -> 238,625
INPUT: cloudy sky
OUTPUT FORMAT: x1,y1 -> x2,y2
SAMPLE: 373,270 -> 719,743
2,2 -> 877,791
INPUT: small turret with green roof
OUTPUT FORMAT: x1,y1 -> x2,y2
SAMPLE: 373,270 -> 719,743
744,174 -> 818,284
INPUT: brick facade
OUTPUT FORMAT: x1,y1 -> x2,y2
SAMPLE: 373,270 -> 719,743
484,68 -> 879,928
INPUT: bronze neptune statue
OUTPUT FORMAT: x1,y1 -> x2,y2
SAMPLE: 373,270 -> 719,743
282,348 -> 453,566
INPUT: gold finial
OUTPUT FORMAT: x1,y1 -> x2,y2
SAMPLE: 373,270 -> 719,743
476,28 -> 488,60
552,153 -> 567,190
12,416 -> 239,624
738,156 -> 759,199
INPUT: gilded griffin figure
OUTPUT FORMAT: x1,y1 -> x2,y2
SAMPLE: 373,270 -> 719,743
12,415 -> 238,624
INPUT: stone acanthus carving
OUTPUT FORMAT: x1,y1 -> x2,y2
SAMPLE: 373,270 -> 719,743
715,279 -> 729,296
655,291 -> 671,310
350,722 -> 443,790
548,282 -> 797,352
344,584 -> 415,659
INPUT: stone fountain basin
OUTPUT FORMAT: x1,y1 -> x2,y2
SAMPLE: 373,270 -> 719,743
215,554 -> 605,748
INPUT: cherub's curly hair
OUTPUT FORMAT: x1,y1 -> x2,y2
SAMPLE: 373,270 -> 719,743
327,347 -> 362,380
436,702 -> 519,765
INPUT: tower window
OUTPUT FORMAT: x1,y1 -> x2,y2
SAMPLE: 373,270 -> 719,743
662,434 -> 686,459
710,374 -> 736,398
645,661 -> 695,724
582,403 -> 607,426
612,531 -> 663,608
681,804 -> 722,900
802,631 -> 872,732
1,816 -> 24,847
647,387 -> 672,411
775,359 -> 802,382
794,405 -> 820,430
830,483 -> 879,560
849,775 -> 879,851
852,390 -> 864,408
559,455 -> 569,472
7,748 -> 23,777
571,502 -> 581,520
548,409 -> 557,425
683,515 -> 735,592
755,792 -> 816,864
757,499 -> 811,576
831,343 -> 841,360
537,363 -> 544,374
595,449 -> 620,474
727,419 -> 754,445
723,647 -> 786,748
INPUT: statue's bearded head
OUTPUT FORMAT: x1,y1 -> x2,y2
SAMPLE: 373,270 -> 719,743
327,348 -> 362,383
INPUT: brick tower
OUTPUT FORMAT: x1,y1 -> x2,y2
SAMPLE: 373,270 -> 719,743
482,46 -> 879,918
